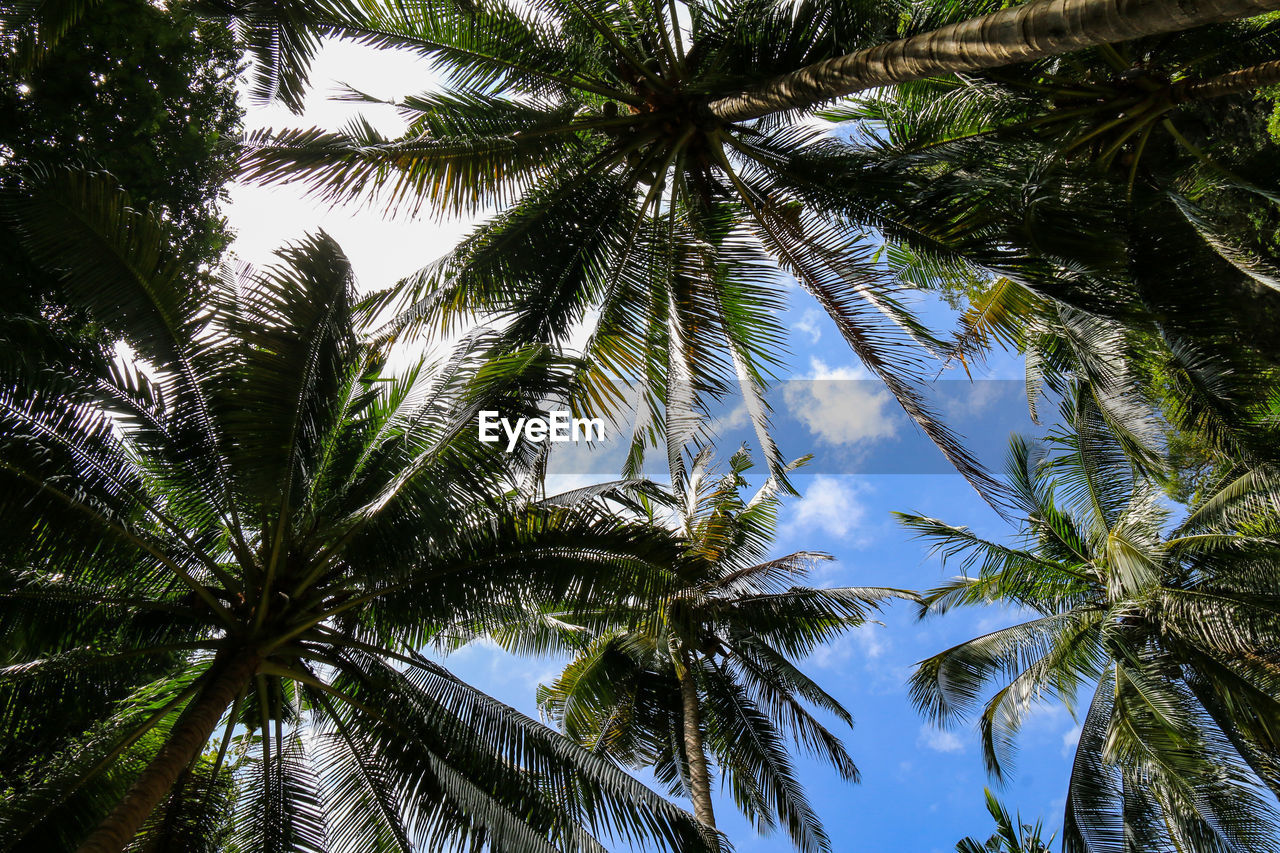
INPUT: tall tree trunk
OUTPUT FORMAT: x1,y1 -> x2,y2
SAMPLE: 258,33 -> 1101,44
709,0 -> 1280,121
677,650 -> 716,834
77,650 -> 260,853
1173,60 -> 1280,103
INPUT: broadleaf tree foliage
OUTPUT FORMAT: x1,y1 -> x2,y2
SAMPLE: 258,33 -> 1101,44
0,0 -> 241,368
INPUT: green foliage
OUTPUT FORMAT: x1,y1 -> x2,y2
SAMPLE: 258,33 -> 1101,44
900,390 -> 1280,853
475,448 -> 915,853
831,18 -> 1280,519
1,0 -> 241,261
955,790 -> 1053,853
4,3 -> 1280,851
1,702 -> 236,853
0,0 -> 241,375
941,262 -> 1280,506
0,171 -> 718,852
826,12 -> 1280,417
236,0 -> 1010,501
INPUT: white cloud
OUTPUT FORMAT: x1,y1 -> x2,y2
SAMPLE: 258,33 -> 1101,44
712,401 -> 752,433
792,309 -> 823,344
789,475 -> 868,539
783,358 -> 900,446
241,40 -> 440,137
1061,725 -> 1081,757
917,724 -> 967,754
805,639 -> 850,671
854,625 -> 888,660
807,622 -> 888,670
942,379 -> 1014,419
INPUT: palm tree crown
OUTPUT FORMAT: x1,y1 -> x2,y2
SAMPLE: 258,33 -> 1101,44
0,171 -> 718,853
900,391 -> 1280,853
827,18 -> 1280,369
239,0 -> 1022,498
468,447 -> 915,853
955,789 -> 1054,853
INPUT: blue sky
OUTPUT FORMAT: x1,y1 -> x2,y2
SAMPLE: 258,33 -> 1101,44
226,40 -> 1082,852
451,322 -> 1081,853
444,320 -> 1081,852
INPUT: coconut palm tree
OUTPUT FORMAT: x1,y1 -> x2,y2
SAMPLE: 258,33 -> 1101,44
955,790 -> 1054,853
821,17 -> 1280,364
709,0 -> 1280,119
796,21 -> 1280,493
898,391 -> 1280,852
451,447 -> 915,852
937,271 -> 1280,505
235,0 -> 1280,502
201,0 -> 1280,121
0,170 -> 719,853
12,0 -> 1279,133
237,0 -> 1011,499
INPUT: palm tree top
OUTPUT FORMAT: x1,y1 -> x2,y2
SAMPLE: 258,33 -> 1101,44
239,0 -> 1022,506
486,448 -> 916,852
0,169 -> 721,853
898,394 -> 1280,852
955,789 -> 1055,853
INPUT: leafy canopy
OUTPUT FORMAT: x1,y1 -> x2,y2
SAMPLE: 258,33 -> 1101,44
901,390 -> 1280,853
0,170 -> 720,853
463,447 -> 915,853
237,0 -> 1020,500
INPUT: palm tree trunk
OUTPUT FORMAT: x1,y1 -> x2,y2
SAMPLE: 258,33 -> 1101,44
677,651 -> 716,832
76,650 -> 260,853
709,0 -> 1280,121
1172,60 -> 1280,103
